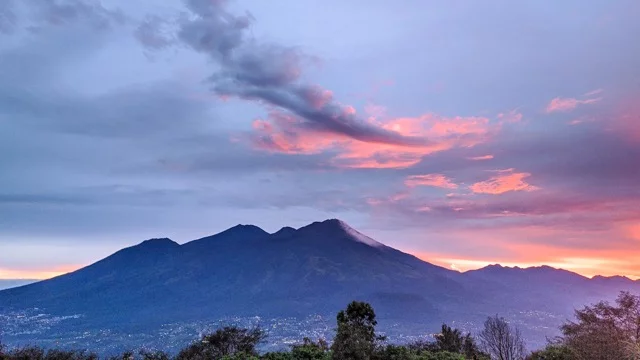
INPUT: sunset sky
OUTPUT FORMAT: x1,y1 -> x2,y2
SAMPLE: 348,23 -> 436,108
1,0 -> 639,280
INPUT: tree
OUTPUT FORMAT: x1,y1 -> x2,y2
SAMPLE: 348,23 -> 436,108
138,349 -> 171,360
435,325 -> 464,353
559,291 -> 640,360
176,326 -> 266,360
331,301 -> 383,360
432,324 -> 488,360
417,352 -> 465,360
478,316 -> 526,360
375,344 -> 414,360
462,335 -> 490,360
525,344 -> 574,360
291,338 -> 330,360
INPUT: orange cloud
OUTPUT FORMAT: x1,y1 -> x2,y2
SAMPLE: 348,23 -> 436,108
470,168 -> 539,195
545,96 -> 601,113
252,110 -> 495,169
405,174 -> 458,189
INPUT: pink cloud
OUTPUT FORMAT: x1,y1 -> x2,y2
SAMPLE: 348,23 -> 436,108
251,110 -> 496,169
405,174 -> 458,189
545,96 -> 601,113
467,155 -> 494,161
584,89 -> 604,97
469,168 -> 539,195
497,110 -> 523,123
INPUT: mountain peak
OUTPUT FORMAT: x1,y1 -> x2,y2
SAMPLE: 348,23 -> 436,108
273,226 -> 297,237
305,218 -> 350,231
138,238 -> 178,247
223,224 -> 269,237
299,218 -> 384,248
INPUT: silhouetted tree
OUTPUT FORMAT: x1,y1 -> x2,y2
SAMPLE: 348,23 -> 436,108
261,352 -> 293,360
407,340 -> 438,354
291,338 -> 330,360
374,344 -> 413,360
435,325 -> 464,353
138,350 -> 170,360
331,301 -> 383,360
418,352 -> 465,360
107,350 -> 135,360
560,291 -> 640,360
176,326 -> 266,360
478,316 -> 526,360
525,344 -> 574,360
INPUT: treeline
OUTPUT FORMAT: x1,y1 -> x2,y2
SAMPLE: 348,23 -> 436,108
1,291 -> 639,360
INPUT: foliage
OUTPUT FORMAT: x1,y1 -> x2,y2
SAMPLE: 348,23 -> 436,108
433,324 -> 488,359
175,326 -> 266,360
525,344 -> 574,360
416,352 -> 465,360
291,338 -> 330,360
138,350 -> 171,360
331,301 -> 384,360
478,316 -> 526,360
559,291 -> 640,360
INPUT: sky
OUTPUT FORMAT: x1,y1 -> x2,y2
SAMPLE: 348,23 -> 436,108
1,0 -> 639,280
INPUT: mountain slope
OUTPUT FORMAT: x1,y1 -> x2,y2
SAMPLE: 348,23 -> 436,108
0,219 -> 465,328
0,279 -> 37,291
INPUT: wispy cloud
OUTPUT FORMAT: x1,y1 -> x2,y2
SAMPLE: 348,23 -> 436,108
467,155 -> 494,161
251,111 -> 495,168
470,169 -> 539,195
405,174 -> 458,189
497,110 -> 523,123
545,96 -> 602,113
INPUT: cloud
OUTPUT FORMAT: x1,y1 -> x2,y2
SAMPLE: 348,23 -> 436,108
250,111 -> 495,168
0,0 -> 17,34
405,174 -> 458,189
545,96 -> 601,113
584,89 -> 604,97
0,0 -> 125,34
133,0 -> 457,149
467,155 -> 494,161
497,110 -> 522,123
470,169 -> 539,195
134,15 -> 176,52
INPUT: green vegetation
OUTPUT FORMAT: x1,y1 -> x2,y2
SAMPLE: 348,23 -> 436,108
1,292 -> 639,360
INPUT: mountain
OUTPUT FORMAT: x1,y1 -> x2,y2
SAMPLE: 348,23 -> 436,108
0,279 -> 37,291
0,220 -> 464,327
0,219 -> 638,352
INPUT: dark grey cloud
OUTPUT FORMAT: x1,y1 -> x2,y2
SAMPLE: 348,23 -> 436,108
0,0 -> 16,34
136,0 -> 433,147
29,0 -> 125,30
0,0 -> 390,246
0,0 -> 125,35
135,15 -> 176,53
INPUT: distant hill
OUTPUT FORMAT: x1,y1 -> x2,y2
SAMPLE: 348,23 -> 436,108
0,219 -> 638,351
0,279 -> 37,291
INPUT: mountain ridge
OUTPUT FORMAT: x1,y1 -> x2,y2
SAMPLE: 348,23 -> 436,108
1,218 -> 638,352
